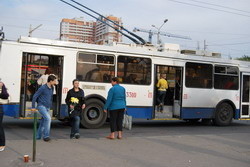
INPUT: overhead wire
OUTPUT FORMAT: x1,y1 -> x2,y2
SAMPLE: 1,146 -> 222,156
187,0 -> 250,14
59,0 -> 142,44
167,0 -> 250,18
207,41 -> 250,46
0,24 -> 59,33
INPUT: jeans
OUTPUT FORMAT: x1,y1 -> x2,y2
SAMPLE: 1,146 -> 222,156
0,105 -> 5,146
70,116 -> 80,135
37,105 -> 51,139
157,90 -> 166,111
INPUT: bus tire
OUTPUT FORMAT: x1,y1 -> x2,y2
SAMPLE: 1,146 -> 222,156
213,102 -> 233,126
81,99 -> 107,129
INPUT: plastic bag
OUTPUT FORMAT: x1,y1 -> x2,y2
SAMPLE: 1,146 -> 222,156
123,114 -> 132,130
0,98 -> 9,104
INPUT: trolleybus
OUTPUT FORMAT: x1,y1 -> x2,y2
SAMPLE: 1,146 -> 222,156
1,36 -> 250,128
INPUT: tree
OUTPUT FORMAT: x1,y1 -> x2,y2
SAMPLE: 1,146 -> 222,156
236,55 -> 250,61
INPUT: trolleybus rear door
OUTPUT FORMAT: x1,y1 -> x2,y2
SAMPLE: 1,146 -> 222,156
241,73 -> 250,118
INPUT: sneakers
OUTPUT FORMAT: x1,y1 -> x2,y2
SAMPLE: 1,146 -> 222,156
75,133 -> 80,139
70,133 -> 80,139
43,137 -> 51,142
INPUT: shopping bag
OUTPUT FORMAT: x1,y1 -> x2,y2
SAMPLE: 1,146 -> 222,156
0,98 -> 9,104
123,114 -> 132,130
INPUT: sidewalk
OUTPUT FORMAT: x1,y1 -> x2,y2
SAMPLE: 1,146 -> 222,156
1,134 -> 250,167
2,137 -> 134,167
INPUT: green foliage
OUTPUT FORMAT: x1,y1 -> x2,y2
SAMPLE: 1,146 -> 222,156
236,55 -> 250,61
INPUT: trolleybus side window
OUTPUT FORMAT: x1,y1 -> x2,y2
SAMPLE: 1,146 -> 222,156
185,62 -> 212,88
214,65 -> 239,90
76,52 -> 115,82
117,56 -> 151,85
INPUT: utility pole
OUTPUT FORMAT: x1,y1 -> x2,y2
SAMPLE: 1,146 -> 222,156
197,41 -> 200,50
204,40 -> 207,51
28,24 -> 42,37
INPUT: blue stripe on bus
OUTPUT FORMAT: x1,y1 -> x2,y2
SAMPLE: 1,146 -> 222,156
59,105 -> 153,119
181,108 -> 214,119
234,109 -> 240,119
60,104 -> 68,118
2,104 -> 20,117
126,107 -> 153,119
181,108 -> 240,119
2,104 -> 241,120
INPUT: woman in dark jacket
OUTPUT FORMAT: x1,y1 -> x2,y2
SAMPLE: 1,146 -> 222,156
104,77 -> 126,140
65,79 -> 85,139
0,82 -> 9,151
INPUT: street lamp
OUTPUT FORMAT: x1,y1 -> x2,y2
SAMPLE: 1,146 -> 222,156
28,24 -> 42,37
152,19 -> 168,45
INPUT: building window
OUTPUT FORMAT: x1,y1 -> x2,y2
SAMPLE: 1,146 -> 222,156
185,62 -> 212,88
117,56 -> 151,85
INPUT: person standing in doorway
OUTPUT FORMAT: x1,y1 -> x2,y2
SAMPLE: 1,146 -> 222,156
65,79 -> 85,139
0,82 -> 9,151
104,77 -> 126,140
156,74 -> 168,113
37,68 -> 59,117
175,76 -> 181,100
31,75 -> 57,142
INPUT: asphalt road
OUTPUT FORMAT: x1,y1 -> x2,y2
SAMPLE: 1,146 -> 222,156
1,117 -> 250,167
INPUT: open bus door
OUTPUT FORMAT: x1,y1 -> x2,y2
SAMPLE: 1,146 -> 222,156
173,69 -> 182,118
154,65 -> 183,119
241,73 -> 250,118
20,52 -> 63,118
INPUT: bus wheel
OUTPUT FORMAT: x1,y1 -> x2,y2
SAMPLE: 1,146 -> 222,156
213,103 -> 233,126
81,99 -> 107,129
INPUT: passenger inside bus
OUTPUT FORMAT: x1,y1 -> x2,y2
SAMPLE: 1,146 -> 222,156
85,65 -> 102,82
224,78 -> 237,89
186,70 -> 200,87
103,71 -> 112,83
37,68 -> 52,85
156,74 -> 168,112
26,74 -> 36,101
125,74 -> 139,84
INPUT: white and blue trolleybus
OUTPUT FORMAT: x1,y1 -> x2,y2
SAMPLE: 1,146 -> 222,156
0,37 -> 250,128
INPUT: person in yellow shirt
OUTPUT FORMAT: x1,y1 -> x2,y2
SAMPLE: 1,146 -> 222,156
156,74 -> 168,112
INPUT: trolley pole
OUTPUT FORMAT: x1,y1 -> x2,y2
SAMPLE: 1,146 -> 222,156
32,111 -> 37,162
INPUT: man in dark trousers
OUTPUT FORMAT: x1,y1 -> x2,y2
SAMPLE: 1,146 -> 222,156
65,79 -> 85,139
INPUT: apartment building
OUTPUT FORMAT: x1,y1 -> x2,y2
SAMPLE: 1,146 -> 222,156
95,15 -> 122,45
60,17 -> 96,43
60,16 -> 122,44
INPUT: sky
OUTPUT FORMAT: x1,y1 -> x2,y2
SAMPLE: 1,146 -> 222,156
0,0 -> 250,59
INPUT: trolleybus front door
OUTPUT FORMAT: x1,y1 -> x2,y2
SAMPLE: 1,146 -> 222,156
241,73 -> 250,118
20,52 -> 63,118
